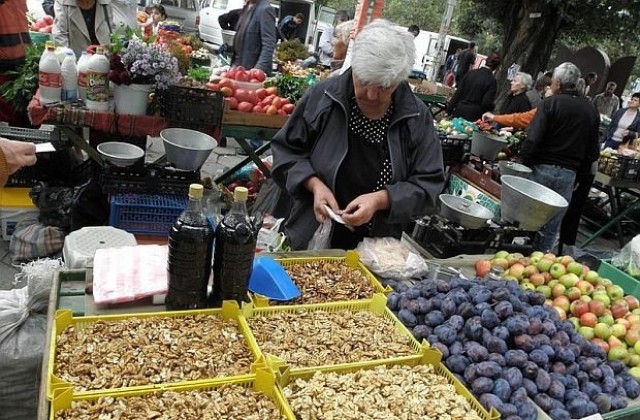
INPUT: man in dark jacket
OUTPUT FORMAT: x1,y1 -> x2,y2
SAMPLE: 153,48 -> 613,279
232,0 -> 276,75
277,13 -> 304,42
521,62 -> 600,252
218,7 -> 243,30
454,41 -> 476,84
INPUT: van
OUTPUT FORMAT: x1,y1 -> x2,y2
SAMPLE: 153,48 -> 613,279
137,0 -> 201,34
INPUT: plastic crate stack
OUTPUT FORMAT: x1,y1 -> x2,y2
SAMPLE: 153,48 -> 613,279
436,128 -> 472,166
46,251 -> 497,420
598,154 -> 640,181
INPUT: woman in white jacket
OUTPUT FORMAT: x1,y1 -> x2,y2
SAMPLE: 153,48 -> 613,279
53,0 -> 114,57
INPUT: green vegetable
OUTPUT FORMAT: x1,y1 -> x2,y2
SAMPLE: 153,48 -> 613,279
264,73 -> 307,104
275,39 -> 309,62
0,43 -> 44,112
187,67 -> 211,83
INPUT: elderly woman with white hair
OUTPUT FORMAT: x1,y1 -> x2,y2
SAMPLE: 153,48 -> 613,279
271,20 -> 445,250
500,71 -> 534,114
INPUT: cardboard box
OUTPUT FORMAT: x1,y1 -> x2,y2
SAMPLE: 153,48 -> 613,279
222,101 -> 289,129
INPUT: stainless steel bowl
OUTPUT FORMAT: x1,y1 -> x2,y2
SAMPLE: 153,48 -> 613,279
439,194 -> 495,229
500,175 -> 569,230
160,128 -> 218,171
96,142 -> 144,166
499,160 -> 532,179
471,131 -> 509,160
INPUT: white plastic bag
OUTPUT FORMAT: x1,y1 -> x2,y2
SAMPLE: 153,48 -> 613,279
611,234 -> 640,278
356,237 -> 429,280
256,217 -> 286,253
307,220 -> 332,250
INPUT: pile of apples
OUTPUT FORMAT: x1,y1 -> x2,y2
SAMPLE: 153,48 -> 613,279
206,66 -> 294,116
476,251 -> 640,374
30,15 -> 53,33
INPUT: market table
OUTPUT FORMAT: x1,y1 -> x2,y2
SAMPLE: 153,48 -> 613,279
579,171 -> 640,249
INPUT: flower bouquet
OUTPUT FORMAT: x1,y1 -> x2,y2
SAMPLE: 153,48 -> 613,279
109,38 -> 181,90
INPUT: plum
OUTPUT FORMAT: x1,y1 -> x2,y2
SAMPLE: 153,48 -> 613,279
566,397 -> 592,419
527,318 -> 543,335
611,395 -> 628,410
622,376 -> 640,398
412,325 -> 431,341
445,314 -> 465,331
541,320 -> 557,336
479,393 -> 504,412
484,336 -> 507,354
492,325 -> 510,341
418,282 -> 438,298
475,302 -> 491,314
525,290 -> 546,305
551,362 -> 566,375
464,318 -> 485,342
580,381 -> 602,398
464,363 -> 479,384
513,399 -> 537,420
449,341 -> 464,355
509,387 -> 528,404
487,353 -> 506,367
533,393 -> 554,412
578,356 -> 598,372
514,333 -> 535,351
492,377 -> 512,401
547,380 -> 565,400
589,366 -> 603,381
529,349 -> 549,367
435,279 -> 451,292
576,370 -> 590,385
505,350 -> 528,368
547,408 -> 571,420
467,344 -> 489,363
415,296 -> 431,314
563,374 -> 578,390
602,375 -> 618,394
495,301 -> 514,319
565,362 -> 579,376
565,388 -> 589,401
538,344 -> 555,360
450,276 -> 472,290
491,287 -> 511,303
504,417 -> 523,420
387,292 -> 401,310
607,360 -> 626,374
471,287 -> 492,304
471,377 -> 494,394
446,289 -> 470,305
503,367 -> 523,390
501,403 -> 518,417
428,334 -> 439,344
594,393 -> 612,413
522,361 -> 538,379
558,320 -> 575,334
434,324 -> 457,345
599,364 -> 614,378
522,378 -> 537,397
480,309 -> 500,329
446,354 -> 470,374
425,310 -> 445,327
405,287 -> 420,299
555,347 -> 575,364
535,369 -> 551,392
553,330 -> 571,346
440,297 -> 457,318
476,361 -> 502,378
532,333 -> 551,348
397,309 -> 417,327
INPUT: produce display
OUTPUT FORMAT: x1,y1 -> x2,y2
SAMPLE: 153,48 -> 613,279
478,251 -> 640,372
387,275 -> 640,419
54,315 -> 253,391
30,15 -> 53,33
54,385 -> 286,420
246,309 -> 416,368
277,260 -> 376,305
283,364 -> 483,419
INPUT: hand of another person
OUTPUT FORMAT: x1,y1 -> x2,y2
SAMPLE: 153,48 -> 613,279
0,137 -> 37,174
341,190 -> 390,227
622,130 -> 630,137
482,112 -> 494,122
305,176 -> 339,223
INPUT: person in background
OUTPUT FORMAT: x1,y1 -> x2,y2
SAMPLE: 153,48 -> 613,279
317,10 -> 350,68
601,92 -> 640,150
500,71 -> 533,115
271,20 -> 445,250
149,4 -> 167,34
0,137 -> 37,187
584,71 -> 598,97
444,48 -> 460,74
482,80 -> 553,128
328,19 -> 354,73
218,7 -> 244,30
0,0 -> 31,126
277,12 -> 304,42
593,81 -> 620,118
111,0 -> 137,29
232,0 -> 276,75
53,0 -> 114,57
526,74 -> 552,108
520,62 -> 600,253
446,51 -> 501,122
43,0 -> 55,16
408,24 -> 420,37
454,41 -> 476,85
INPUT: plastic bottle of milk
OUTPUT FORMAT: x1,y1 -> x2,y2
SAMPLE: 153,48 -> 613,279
85,46 -> 110,111
39,42 -> 62,105
61,51 -> 78,101
76,51 -> 91,101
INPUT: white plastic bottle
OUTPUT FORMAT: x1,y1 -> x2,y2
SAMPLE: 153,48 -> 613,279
76,51 -> 91,101
85,46 -> 110,111
39,42 -> 62,105
61,51 -> 78,101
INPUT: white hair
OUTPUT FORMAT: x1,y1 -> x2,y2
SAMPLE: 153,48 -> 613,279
516,72 -> 533,91
333,19 -> 354,46
351,20 -> 415,88
553,62 -> 581,90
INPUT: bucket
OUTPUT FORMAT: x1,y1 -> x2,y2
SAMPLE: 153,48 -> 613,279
471,131 -> 509,160
113,83 -> 153,116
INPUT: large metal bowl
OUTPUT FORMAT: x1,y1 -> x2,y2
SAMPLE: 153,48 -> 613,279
471,131 -> 509,160
500,175 -> 569,231
97,142 -> 144,166
160,128 -> 217,171
439,194 -> 495,229
499,160 -> 532,179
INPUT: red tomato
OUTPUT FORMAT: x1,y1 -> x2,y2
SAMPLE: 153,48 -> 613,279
205,82 -> 220,92
226,96 -> 238,110
280,98 -> 291,105
277,109 -> 287,116
226,69 -> 237,80
220,87 -> 234,97
234,88 -> 258,105
42,16 -> 54,25
237,101 -> 254,112
227,182 -> 239,192
265,86 -> 278,96
272,97 -> 282,109
282,103 -> 295,114
235,71 -> 249,82
249,78 -> 260,83
252,105 -> 265,113
255,88 -> 268,101
236,66 -> 246,72
265,105 -> 277,115
250,69 -> 266,82
219,78 -> 234,89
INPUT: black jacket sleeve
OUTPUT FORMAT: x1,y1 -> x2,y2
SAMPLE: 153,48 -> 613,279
43,0 -> 55,17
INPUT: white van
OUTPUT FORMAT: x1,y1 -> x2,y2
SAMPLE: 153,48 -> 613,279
199,0 -> 245,47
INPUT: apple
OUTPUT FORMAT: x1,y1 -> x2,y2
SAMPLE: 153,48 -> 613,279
578,326 -> 594,340
553,306 -> 567,320
634,337 -> 640,352
550,263 -> 567,279
608,335 -> 626,349
560,273 -> 580,288
508,263 -> 526,280
491,258 -> 509,270
565,287 -> 582,301
580,312 -> 598,328
494,250 -> 509,259
633,308 -> 640,315
523,264 -> 539,278
506,253 -> 523,267
628,314 -> 640,323
536,285 -> 552,298
558,255 -> 575,266
607,285 -> 625,301
584,270 -> 600,285
593,292 -> 611,308
475,259 -> 491,277
629,367 -> 640,381
529,273 -> 546,287
630,354 -> 640,367
530,256 -> 541,265
593,338 -> 610,353
608,346 -> 629,362
594,323 -> 611,339
543,252 -> 557,260
547,279 -> 559,289
570,300 -> 589,317
599,314 -> 615,326
530,251 -> 544,259
628,328 -> 640,346
611,323 -> 627,338
616,318 -> 631,329
521,282 -> 536,291
553,295 -> 570,312
625,296 -> 640,310
589,300 -> 606,316
580,295 -> 592,303
576,280 -> 594,295
552,284 -> 567,298
611,299 -> 630,320
600,278 -> 613,287
537,258 -> 554,273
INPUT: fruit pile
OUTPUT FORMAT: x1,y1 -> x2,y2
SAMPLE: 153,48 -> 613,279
30,15 -> 53,33
206,66 -> 294,115
387,276 -> 640,419
477,251 -> 640,371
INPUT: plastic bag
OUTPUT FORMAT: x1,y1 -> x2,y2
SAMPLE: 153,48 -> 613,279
256,216 -> 286,253
611,234 -> 640,278
307,220 -> 332,250
0,259 -> 62,420
356,237 -> 429,280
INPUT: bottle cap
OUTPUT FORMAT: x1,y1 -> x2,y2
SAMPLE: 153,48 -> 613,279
233,186 -> 249,202
188,183 -> 204,199
44,41 -> 55,49
95,46 -> 104,55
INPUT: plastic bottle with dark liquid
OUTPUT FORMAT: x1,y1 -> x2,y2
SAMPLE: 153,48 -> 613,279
167,183 -> 214,310
210,186 -> 261,306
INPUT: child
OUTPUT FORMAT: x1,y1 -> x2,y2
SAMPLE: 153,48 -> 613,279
150,5 -> 167,34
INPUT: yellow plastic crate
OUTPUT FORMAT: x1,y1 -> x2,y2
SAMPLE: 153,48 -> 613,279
240,293 -> 429,377
50,366 -> 295,420
275,349 -> 500,420
251,250 -> 391,307
46,301 -> 259,400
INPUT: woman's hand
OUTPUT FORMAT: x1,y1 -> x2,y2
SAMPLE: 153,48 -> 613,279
304,176 -> 339,222
341,190 -> 390,227
482,112 -> 495,122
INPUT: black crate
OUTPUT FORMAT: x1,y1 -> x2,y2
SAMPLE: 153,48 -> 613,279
160,86 -> 224,128
598,155 -> 640,180
440,135 -> 472,165
100,163 -> 201,195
